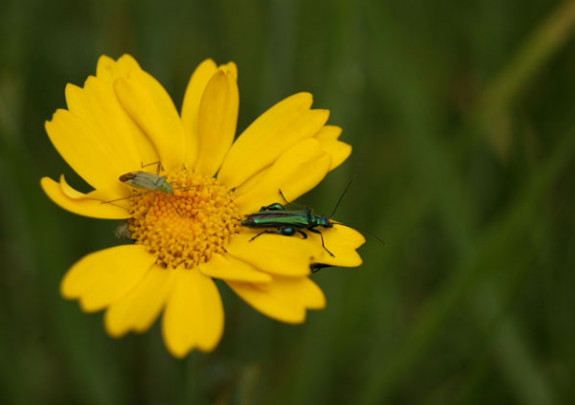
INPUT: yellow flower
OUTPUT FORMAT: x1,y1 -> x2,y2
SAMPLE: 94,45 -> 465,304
41,54 -> 364,358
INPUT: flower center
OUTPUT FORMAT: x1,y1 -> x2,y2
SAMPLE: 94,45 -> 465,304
126,169 -> 240,269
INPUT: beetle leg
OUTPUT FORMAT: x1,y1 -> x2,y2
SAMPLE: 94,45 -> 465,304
308,228 -> 335,257
250,226 -> 299,242
278,189 -> 309,210
278,226 -> 296,236
278,189 -> 290,204
249,230 -> 276,242
259,202 -> 285,212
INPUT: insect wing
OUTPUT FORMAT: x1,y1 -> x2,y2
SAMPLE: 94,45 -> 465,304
243,210 -> 311,228
120,171 -> 164,192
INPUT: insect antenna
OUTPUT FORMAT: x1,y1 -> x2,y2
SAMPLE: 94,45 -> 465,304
328,174 -> 357,219
102,192 -> 148,204
324,175 -> 385,246
277,189 -> 309,210
330,221 -> 385,247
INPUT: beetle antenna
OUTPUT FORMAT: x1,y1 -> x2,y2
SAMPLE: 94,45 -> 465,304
328,174 -> 357,219
330,221 -> 386,247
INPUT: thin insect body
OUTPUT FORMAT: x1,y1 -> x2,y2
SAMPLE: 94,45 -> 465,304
104,162 -> 184,215
241,179 -> 358,257
105,162 -> 173,203
119,171 -> 173,194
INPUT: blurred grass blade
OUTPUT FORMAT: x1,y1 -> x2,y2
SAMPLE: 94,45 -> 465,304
359,125 -> 574,403
472,0 -> 575,134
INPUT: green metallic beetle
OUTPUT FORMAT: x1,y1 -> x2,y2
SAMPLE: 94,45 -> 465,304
241,189 -> 350,257
242,178 -> 383,258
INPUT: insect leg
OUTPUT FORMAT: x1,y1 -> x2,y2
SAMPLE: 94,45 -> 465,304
123,190 -> 183,217
161,193 -> 183,217
259,202 -> 285,212
278,189 -> 290,204
308,228 -> 335,257
140,161 -> 163,174
310,263 -> 334,273
140,190 -> 180,217
141,190 -> 158,217
249,230 -> 277,242
102,191 -> 149,204
249,226 -> 297,242
277,189 -> 308,210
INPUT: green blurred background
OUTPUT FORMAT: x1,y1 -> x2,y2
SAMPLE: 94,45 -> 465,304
1,0 -> 575,403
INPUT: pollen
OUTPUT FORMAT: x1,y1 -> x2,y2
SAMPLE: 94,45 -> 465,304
126,169 -> 240,269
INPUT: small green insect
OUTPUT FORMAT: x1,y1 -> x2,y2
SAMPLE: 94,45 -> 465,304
119,171 -> 174,195
118,161 -> 174,195
103,163 -> 181,215
104,162 -> 172,203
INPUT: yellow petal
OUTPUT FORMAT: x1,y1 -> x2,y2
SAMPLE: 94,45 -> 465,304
315,125 -> 351,171
65,77 -> 157,172
181,59 -> 218,168
162,269 -> 224,357
194,69 -> 239,176
231,128 -> 347,201
298,277 -> 326,309
41,176 -> 130,219
45,109 -> 129,195
114,68 -> 187,171
234,139 -> 331,214
82,54 -> 157,166
198,253 -> 271,283
327,224 -> 366,249
60,245 -> 155,312
96,54 -> 141,83
227,276 -> 325,324
104,265 -> 175,337
226,233 -> 323,277
220,61 -> 238,80
217,93 -> 329,189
